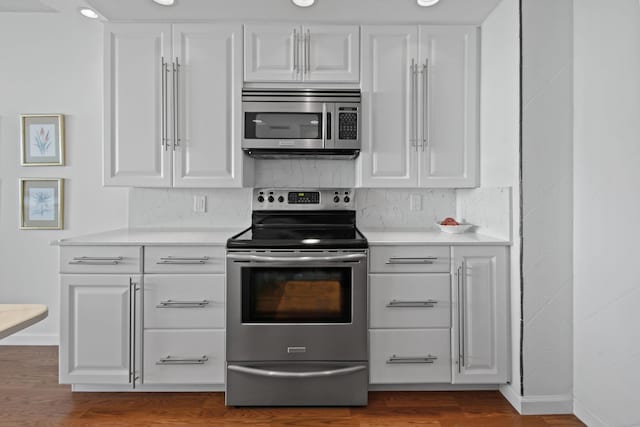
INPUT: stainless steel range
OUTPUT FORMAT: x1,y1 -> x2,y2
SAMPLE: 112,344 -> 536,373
226,188 -> 368,406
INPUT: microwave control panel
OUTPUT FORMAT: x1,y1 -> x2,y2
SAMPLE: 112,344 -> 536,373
337,106 -> 359,141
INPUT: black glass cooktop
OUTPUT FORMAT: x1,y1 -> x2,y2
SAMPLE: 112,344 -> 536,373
227,210 -> 368,249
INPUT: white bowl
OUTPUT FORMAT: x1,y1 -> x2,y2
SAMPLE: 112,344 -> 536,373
435,223 -> 473,234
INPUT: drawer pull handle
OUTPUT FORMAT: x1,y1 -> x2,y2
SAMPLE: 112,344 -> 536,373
157,256 -> 209,265
156,300 -> 210,308
386,257 -> 437,265
387,354 -> 438,364
157,355 -> 208,365
386,299 -> 438,308
69,256 -> 123,265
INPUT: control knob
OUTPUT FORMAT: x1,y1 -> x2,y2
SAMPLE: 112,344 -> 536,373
333,196 -> 341,203
257,195 -> 265,203
344,196 -> 351,203
278,196 -> 285,203
268,196 -> 275,203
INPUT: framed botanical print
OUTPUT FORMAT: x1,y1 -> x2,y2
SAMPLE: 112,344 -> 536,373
20,114 -> 65,166
19,178 -> 64,230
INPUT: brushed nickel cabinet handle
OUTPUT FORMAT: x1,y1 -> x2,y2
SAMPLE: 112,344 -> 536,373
173,58 -> 180,150
387,354 -> 437,364
385,257 -> 437,264
156,300 -> 210,308
157,355 -> 208,365
386,299 -> 438,308
69,256 -> 123,265
422,58 -> 430,152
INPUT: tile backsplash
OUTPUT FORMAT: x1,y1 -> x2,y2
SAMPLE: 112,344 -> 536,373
355,188 -> 456,230
129,187 -> 457,230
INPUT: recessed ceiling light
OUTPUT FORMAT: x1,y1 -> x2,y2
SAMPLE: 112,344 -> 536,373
152,0 -> 175,6
417,0 -> 440,6
79,8 -> 99,19
292,0 -> 315,7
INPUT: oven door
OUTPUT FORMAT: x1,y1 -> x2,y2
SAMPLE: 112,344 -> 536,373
226,251 -> 367,362
243,102 -> 334,150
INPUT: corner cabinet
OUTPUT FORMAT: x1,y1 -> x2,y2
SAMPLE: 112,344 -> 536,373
103,23 -> 249,188
452,246 -> 509,384
244,24 -> 360,83
358,25 -> 479,188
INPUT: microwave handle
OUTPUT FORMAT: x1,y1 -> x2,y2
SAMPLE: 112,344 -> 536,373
326,111 -> 332,141
322,102 -> 327,147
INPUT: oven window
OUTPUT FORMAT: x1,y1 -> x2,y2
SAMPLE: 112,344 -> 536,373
245,112 -> 322,140
241,267 -> 352,323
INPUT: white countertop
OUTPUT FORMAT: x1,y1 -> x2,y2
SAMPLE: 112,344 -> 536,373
361,229 -> 511,245
53,228 -> 244,246
53,227 -> 510,247
0,304 -> 48,340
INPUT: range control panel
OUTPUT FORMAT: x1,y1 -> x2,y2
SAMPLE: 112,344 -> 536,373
253,189 -> 354,210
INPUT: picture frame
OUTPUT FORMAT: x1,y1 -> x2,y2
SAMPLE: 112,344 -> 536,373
20,114 -> 65,166
19,178 -> 64,230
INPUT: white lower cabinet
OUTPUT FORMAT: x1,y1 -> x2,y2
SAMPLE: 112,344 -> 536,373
370,329 -> 451,384
368,244 -> 509,387
59,244 -> 226,390
143,330 -> 225,384
60,274 -> 142,385
452,246 -> 509,384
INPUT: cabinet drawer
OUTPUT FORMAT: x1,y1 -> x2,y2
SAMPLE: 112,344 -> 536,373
144,246 -> 225,273
144,275 -> 225,329
370,329 -> 451,384
60,246 -> 142,274
143,330 -> 225,384
370,246 -> 450,273
370,273 -> 451,328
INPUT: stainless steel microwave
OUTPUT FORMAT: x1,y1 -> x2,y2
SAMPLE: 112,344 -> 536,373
242,89 -> 361,159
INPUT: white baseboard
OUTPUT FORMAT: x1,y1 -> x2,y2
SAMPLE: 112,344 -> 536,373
499,384 -> 522,412
369,384 -> 499,391
520,394 -> 573,415
499,387 -> 573,415
574,399 -> 607,427
0,333 -> 59,346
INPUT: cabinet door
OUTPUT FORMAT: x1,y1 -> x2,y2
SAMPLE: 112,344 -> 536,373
173,24 -> 244,187
244,24 -> 300,82
59,275 -> 142,384
104,24 -> 172,187
303,25 -> 360,82
359,26 -> 419,187
418,26 -> 479,188
452,246 -> 508,384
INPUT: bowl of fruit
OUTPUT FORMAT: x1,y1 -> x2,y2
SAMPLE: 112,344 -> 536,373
436,217 -> 473,234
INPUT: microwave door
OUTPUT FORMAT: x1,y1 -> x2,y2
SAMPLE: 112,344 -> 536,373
243,102 -> 325,149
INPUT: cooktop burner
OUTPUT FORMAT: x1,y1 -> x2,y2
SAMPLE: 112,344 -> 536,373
226,189 -> 368,250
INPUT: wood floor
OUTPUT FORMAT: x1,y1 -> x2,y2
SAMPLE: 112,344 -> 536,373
0,346 -> 584,427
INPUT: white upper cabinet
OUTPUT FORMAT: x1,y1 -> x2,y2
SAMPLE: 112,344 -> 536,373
452,246 -> 509,384
359,26 -> 419,188
359,25 -> 479,188
304,25 -> 360,82
104,24 -> 172,187
418,26 -> 479,188
244,24 -> 360,83
104,23 -> 247,188
172,24 -> 244,187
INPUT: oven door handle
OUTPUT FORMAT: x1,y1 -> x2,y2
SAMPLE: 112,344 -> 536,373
227,364 -> 366,379
227,253 -> 367,263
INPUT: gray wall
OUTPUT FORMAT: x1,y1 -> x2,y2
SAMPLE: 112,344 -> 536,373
521,0 -> 574,412
574,1 -> 640,425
